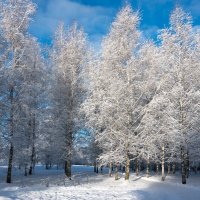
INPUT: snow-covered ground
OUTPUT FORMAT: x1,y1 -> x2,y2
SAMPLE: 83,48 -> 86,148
0,165 -> 200,200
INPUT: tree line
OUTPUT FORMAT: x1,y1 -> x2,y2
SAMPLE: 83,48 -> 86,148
0,0 -> 199,185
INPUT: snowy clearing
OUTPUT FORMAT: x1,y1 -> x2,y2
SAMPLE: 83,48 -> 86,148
0,165 -> 200,200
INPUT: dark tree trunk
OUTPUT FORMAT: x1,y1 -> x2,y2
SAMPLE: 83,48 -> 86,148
194,166 -> 197,174
131,160 -> 134,171
29,116 -> 36,175
162,146 -> 165,181
146,156 -> 150,178
46,163 -> 49,170
115,163 -> 119,180
125,155 -> 130,180
65,127 -> 72,179
7,86 -> 14,184
182,162 -> 186,184
65,160 -> 72,179
109,162 -> 112,177
136,159 -> 139,176
172,162 -> 176,174
186,152 -> 189,178
24,165 -> 28,176
100,166 -> 103,173
6,143 -> 14,183
168,162 -> 171,175
29,144 -> 35,175
94,162 -> 97,173
29,165 -> 33,175
156,162 -> 159,174
154,162 -> 156,173
181,147 -> 186,184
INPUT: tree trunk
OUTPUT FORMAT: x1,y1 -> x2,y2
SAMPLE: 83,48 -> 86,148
65,160 -> 72,179
125,156 -> 130,180
100,166 -> 103,173
194,166 -> 197,174
161,146 -> 165,181
29,142 -> 36,175
115,163 -> 119,180
29,116 -> 36,175
181,147 -> 186,184
65,127 -> 72,179
181,161 -> 186,184
96,165 -> 98,173
136,159 -> 139,176
131,160 -> 134,171
154,162 -> 156,173
172,162 -> 176,174
186,152 -> 189,178
6,143 -> 14,183
7,86 -> 14,184
156,162 -> 159,174
94,162 -> 97,173
24,165 -> 28,176
146,156 -> 150,178
46,163 -> 49,170
109,162 -> 112,177
29,166 -> 33,175
167,162 -> 171,175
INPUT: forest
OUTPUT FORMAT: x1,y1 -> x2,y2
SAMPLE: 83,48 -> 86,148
0,0 -> 200,191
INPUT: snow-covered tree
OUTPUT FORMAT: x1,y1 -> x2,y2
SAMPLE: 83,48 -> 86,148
0,0 -> 36,183
51,22 -> 88,178
83,5 -> 159,180
14,37 -> 46,175
144,7 -> 200,183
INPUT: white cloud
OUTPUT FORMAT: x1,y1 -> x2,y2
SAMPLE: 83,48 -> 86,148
30,0 -> 114,44
193,25 -> 200,33
141,25 -> 159,41
188,0 -> 200,17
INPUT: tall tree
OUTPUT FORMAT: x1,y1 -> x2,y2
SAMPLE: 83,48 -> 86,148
145,7 -> 200,183
83,5 -> 159,180
0,0 -> 36,183
51,22 -> 87,179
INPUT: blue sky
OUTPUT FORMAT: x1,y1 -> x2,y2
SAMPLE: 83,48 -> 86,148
29,0 -> 200,45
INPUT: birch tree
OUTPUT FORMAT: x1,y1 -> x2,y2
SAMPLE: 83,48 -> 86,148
51,22 -> 87,179
83,5 -> 159,180
144,7 -> 200,183
0,0 -> 36,183
16,37 -> 45,175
